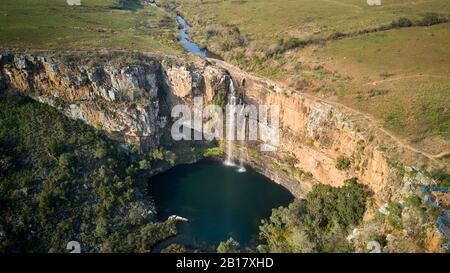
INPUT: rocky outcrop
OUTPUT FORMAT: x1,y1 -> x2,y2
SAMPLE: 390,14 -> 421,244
208,59 -> 446,200
0,52 -> 231,150
0,52 -> 166,148
0,51 -> 444,199
1,50 -> 445,252
164,62 -> 230,103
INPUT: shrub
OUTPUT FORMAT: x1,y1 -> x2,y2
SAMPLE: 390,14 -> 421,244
58,153 -> 77,172
164,150 -> 177,166
217,237 -> 240,253
426,168 -> 450,186
367,88 -> 388,97
267,37 -> 308,57
330,31 -> 345,39
390,17 -> 413,28
259,178 -> 369,252
161,244 -> 187,253
212,85 -> 228,108
335,156 -> 351,170
387,202 -> 403,229
247,147 -> 261,160
417,13 -> 448,26
203,147 -> 223,157
206,28 -> 218,39
46,140 -> 65,158
149,148 -> 164,161
138,159 -> 151,170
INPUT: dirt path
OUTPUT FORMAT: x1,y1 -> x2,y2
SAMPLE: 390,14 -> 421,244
363,74 -> 450,86
210,58 -> 449,164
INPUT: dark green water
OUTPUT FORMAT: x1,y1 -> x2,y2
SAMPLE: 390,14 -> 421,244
149,160 -> 294,249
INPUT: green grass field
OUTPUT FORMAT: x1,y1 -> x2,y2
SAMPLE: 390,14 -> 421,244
166,0 -> 450,154
169,0 -> 450,44
0,0 -> 182,54
303,23 -> 450,153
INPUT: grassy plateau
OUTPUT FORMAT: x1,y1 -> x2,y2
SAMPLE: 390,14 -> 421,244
163,0 -> 450,155
0,0 -> 183,54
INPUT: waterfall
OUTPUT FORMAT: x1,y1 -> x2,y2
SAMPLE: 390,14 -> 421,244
224,78 -> 247,172
237,103 -> 247,173
224,79 -> 237,166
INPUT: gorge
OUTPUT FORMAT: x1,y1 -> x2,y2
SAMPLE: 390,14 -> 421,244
0,49 -> 447,252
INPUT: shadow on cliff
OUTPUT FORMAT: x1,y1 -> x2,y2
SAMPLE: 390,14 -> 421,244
110,0 -> 143,11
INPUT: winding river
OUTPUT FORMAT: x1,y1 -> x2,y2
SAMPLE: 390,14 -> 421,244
176,15 -> 207,58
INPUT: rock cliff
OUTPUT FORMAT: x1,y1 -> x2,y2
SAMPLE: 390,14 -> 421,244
0,51 -> 445,198
0,50 -> 446,251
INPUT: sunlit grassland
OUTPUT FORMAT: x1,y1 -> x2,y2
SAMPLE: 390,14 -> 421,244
308,23 -> 450,149
166,0 -> 450,152
0,0 -> 183,54
169,0 -> 450,44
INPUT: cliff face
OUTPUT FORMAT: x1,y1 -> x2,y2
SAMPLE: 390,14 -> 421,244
0,53 -> 165,148
0,52 -> 441,198
0,51 -> 445,252
208,59 -> 445,199
0,53 -> 229,150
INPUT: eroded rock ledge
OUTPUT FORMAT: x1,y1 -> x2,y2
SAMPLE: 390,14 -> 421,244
0,51 -> 444,201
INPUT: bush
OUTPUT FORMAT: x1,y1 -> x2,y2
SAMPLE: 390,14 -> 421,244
138,159 -> 151,170
150,148 -> 164,161
217,237 -> 240,253
58,153 -> 77,172
0,92 -> 174,252
206,28 -> 218,39
259,178 -> 369,252
212,85 -> 228,108
390,17 -> 413,28
164,150 -> 177,166
329,31 -> 345,39
161,244 -> 187,253
335,156 -> 351,170
203,147 -> 223,157
387,202 -> 403,229
417,13 -> 448,26
247,147 -> 261,160
426,168 -> 450,186
267,37 -> 308,57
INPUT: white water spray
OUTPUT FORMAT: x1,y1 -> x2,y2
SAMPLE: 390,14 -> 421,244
224,79 -> 236,167
237,102 -> 246,173
224,77 -> 247,172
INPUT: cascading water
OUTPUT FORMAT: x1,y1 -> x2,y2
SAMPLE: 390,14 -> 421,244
224,78 -> 247,172
224,79 -> 237,166
237,102 -> 247,173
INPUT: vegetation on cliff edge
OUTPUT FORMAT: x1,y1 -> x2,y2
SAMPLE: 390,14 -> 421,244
0,92 -> 176,252
258,178 -> 370,253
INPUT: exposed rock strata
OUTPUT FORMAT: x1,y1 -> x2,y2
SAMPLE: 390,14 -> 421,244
0,52 -> 444,200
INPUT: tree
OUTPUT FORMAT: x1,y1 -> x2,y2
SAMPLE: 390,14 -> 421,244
164,150 -> 177,166
139,159 -> 151,170
217,237 -> 240,253
150,148 -> 164,161
161,244 -> 187,253
335,156 -> 351,170
258,178 -> 369,253
58,153 -> 77,173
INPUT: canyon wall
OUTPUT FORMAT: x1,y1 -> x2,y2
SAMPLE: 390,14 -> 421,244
0,52 -> 229,151
0,52 -> 441,201
209,59 -> 444,199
